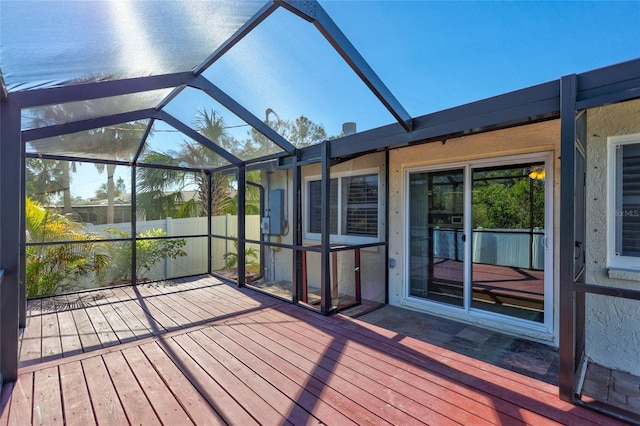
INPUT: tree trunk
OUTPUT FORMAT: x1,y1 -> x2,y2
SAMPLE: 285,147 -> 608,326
61,162 -> 72,214
107,164 -> 116,224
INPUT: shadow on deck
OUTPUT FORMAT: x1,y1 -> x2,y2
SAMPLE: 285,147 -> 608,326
1,275 -> 624,425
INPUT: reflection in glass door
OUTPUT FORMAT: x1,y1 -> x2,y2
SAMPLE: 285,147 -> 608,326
471,162 -> 546,322
407,158 -> 550,325
409,170 -> 464,307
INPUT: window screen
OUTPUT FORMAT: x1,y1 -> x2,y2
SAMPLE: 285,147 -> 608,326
308,178 -> 338,234
342,174 -> 378,236
616,143 -> 640,257
308,173 -> 379,238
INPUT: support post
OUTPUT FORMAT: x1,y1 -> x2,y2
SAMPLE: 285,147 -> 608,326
292,154 -> 302,303
320,141 -> 332,315
0,100 -> 21,382
559,74 -> 578,402
237,165 -> 246,287
131,165 -> 137,284
207,172 -> 212,275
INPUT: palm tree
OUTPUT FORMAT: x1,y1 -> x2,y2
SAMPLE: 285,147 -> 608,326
136,109 -> 235,219
26,91 -> 148,222
25,197 -> 109,297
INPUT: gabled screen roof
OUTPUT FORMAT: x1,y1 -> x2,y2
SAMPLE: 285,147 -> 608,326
0,0 -> 266,91
2,0 -> 412,170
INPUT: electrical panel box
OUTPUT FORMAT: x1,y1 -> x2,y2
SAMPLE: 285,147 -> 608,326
269,189 -> 285,235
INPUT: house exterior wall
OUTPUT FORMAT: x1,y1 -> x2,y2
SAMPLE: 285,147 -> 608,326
300,152 -> 387,303
387,120 -> 561,343
585,97 -> 640,376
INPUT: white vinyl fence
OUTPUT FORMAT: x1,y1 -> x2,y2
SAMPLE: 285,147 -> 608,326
87,215 -> 261,280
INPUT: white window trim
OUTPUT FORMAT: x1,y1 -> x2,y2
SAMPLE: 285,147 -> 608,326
304,168 -> 381,244
607,133 -> 640,271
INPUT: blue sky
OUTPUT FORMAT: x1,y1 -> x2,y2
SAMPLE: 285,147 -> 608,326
16,0 -> 639,200
322,1 -> 640,117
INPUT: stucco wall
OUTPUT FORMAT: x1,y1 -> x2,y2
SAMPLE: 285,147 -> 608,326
585,98 -> 640,376
388,120 -> 561,343
258,152 -> 387,302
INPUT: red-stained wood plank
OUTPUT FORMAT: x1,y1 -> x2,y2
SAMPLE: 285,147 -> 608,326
0,381 -> 15,426
7,373 -> 33,426
116,286 -> 181,331
120,346 -> 193,425
138,342 -> 226,426
217,322 -> 387,425
255,309 -> 522,426
109,297 -> 156,339
269,303 -> 618,426
84,306 -> 119,348
160,336 -> 259,425
56,310 -> 83,357
18,305 -> 42,366
95,300 -> 137,344
32,367 -> 63,425
40,312 -> 62,362
59,361 -> 96,426
230,316 -> 445,426
109,287 -> 166,336
153,286 -> 218,322
171,333 -> 286,424
81,356 -> 128,425
101,351 -> 161,425
133,285 -> 196,328
263,308 -> 555,426
188,329 -> 321,426
201,325 -> 358,426
69,305 -> 102,353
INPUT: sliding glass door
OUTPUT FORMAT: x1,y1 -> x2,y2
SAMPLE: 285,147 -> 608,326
408,169 -> 464,307
471,163 -> 546,322
407,156 -> 551,326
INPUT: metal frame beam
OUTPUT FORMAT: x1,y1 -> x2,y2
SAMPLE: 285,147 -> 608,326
277,0 -> 413,132
191,76 -> 296,154
12,72 -> 197,109
0,74 -> 8,102
237,165 -> 247,287
194,2 -> 279,76
577,58 -> 640,108
320,140 -> 332,315
297,80 -> 560,162
0,100 -> 22,382
152,111 -> 242,165
21,109 -> 156,142
558,74 -> 578,402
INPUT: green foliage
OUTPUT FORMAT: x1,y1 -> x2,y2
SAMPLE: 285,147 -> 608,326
94,177 -> 126,200
25,197 -> 109,298
472,167 -> 545,229
222,241 -> 259,273
102,228 -> 187,283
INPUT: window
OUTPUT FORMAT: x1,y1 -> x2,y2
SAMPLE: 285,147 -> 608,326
307,172 -> 379,241
608,135 -> 640,269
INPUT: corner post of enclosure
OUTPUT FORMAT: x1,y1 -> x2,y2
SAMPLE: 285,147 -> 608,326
559,74 -> 578,402
131,165 -> 138,284
237,165 -> 246,287
0,98 -> 22,382
320,141 -> 332,315
292,154 -> 302,303
207,172 -> 213,275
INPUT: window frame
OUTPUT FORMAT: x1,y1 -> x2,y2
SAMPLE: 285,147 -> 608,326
607,133 -> 640,270
304,168 -> 381,244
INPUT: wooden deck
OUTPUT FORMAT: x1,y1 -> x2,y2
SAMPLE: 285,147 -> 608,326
1,276 -> 622,425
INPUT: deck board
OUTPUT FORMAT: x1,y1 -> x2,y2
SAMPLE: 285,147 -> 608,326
58,362 -> 96,426
32,367 -> 63,425
102,350 -> 161,425
5,276 -> 625,426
